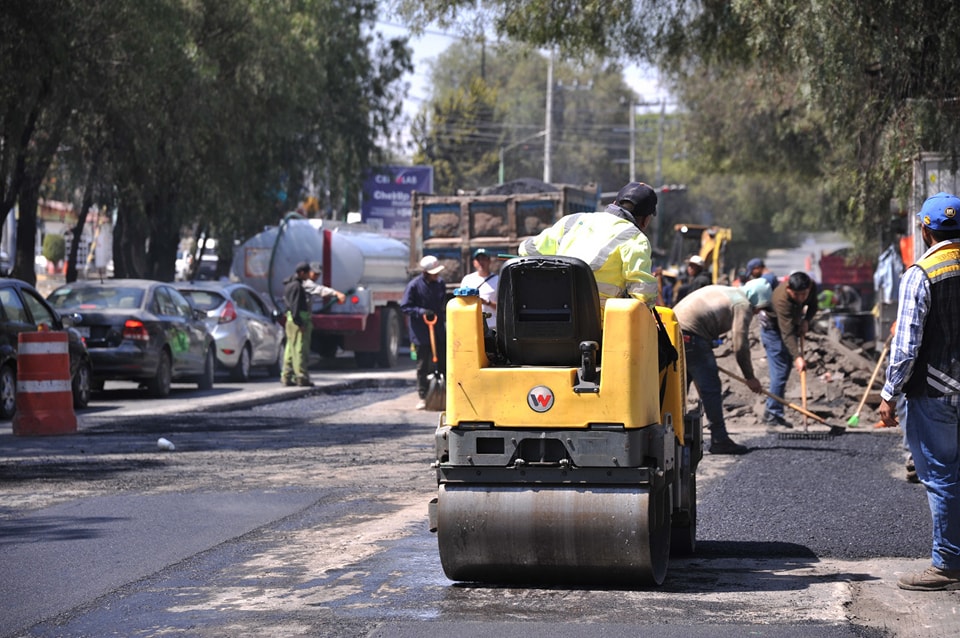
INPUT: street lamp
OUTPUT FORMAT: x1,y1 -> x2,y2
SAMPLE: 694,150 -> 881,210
498,130 -> 546,184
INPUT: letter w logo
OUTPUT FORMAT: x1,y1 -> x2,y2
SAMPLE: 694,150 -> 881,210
527,386 -> 554,412
531,393 -> 552,407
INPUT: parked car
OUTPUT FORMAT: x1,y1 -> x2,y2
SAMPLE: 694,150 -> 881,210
0,277 -> 93,418
176,281 -> 284,381
47,279 -> 216,397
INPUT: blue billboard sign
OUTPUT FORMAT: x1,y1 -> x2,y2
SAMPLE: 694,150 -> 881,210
361,166 -> 433,239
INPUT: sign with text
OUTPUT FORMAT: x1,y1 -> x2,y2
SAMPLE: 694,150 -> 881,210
361,166 -> 433,239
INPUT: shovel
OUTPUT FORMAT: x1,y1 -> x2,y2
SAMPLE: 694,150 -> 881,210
423,313 -> 445,411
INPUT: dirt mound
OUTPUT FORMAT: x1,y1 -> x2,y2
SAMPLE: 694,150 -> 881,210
710,317 -> 887,432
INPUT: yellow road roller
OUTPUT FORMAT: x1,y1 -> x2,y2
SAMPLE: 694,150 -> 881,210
428,255 -> 701,586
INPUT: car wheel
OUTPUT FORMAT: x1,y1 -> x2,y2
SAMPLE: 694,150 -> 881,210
72,361 -> 92,409
267,339 -> 284,378
197,347 -> 215,390
148,350 -> 173,398
0,364 -> 16,419
230,344 -> 251,382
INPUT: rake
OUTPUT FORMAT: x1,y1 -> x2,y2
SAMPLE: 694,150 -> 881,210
717,366 -> 841,441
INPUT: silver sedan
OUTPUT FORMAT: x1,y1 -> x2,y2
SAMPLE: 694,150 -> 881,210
177,281 -> 284,381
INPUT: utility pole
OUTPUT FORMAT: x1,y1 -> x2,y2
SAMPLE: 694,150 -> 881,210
629,99 -> 636,183
654,101 -> 666,251
543,51 -> 553,184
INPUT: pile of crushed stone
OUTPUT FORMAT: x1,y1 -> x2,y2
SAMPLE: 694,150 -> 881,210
706,317 -> 888,432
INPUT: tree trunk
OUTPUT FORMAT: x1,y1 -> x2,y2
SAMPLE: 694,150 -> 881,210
66,163 -> 97,284
14,182 -> 40,287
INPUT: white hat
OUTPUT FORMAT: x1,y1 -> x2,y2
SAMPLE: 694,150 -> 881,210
687,255 -> 705,267
419,255 -> 445,275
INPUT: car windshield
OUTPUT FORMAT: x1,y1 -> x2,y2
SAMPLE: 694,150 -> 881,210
180,290 -> 224,311
48,286 -> 145,310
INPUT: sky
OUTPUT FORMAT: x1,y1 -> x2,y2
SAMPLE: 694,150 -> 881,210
373,19 -> 670,158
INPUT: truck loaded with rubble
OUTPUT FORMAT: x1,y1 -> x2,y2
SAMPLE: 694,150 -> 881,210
409,179 -> 599,288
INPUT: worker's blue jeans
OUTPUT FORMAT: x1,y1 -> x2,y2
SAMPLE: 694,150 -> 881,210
760,326 -> 793,419
903,395 -> 960,571
683,333 -> 731,443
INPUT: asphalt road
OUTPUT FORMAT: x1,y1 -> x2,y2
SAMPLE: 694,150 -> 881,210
0,363 -> 958,637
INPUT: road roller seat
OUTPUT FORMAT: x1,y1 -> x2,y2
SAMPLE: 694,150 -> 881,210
495,255 -> 602,366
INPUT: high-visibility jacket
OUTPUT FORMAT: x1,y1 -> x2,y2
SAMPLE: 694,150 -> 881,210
518,211 -> 658,306
905,242 -> 960,398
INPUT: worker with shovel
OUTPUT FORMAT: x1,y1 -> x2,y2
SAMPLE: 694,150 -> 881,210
401,255 -> 447,410
672,278 -> 772,454
879,191 -> 960,591
758,271 -> 819,428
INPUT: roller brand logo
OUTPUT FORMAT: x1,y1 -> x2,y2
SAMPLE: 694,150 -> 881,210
527,385 -> 554,412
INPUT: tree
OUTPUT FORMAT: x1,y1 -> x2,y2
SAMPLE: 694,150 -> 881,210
412,40 -> 639,193
1,0 -> 412,282
398,0 -> 960,251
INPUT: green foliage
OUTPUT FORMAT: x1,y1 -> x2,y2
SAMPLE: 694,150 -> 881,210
412,41 -> 641,193
42,234 -> 66,264
413,74 -> 501,193
398,0 -> 960,253
1,0 -> 412,280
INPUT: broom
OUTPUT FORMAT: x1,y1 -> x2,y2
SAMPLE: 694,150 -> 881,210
846,333 -> 893,428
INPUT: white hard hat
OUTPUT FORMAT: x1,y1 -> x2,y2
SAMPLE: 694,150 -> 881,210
687,255 -> 705,267
419,255 -> 445,275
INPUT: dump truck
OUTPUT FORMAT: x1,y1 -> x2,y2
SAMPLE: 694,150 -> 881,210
230,214 -> 410,368
410,182 -> 599,287
428,255 -> 700,585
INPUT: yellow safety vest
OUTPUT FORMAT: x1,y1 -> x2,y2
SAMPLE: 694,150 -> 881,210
519,212 -> 658,306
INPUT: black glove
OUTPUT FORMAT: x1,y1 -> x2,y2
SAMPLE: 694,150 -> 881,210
425,311 -> 436,321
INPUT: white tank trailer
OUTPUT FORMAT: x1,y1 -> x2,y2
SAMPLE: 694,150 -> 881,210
231,216 -> 411,368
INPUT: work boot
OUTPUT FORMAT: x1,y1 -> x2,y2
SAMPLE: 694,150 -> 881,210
710,438 -> 749,455
898,565 -> 960,591
906,455 -> 920,483
296,378 -> 314,387
281,377 -> 295,387
415,399 -> 427,410
763,412 -> 792,428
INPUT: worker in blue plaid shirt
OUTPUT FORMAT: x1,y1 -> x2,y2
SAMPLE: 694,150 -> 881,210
881,191 -> 960,592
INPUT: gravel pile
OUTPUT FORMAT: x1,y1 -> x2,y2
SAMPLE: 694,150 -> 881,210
710,317 -> 887,431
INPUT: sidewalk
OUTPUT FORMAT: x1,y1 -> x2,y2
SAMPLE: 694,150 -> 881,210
0,363 -> 418,436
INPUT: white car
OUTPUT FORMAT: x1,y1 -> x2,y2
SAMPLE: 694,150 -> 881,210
176,281 -> 284,381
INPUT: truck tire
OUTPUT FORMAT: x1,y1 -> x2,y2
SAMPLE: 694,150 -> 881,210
376,307 -> 401,368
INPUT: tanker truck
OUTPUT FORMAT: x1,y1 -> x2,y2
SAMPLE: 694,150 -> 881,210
231,214 -> 410,368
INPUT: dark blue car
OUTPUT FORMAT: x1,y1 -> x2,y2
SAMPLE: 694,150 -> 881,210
48,279 -> 215,397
